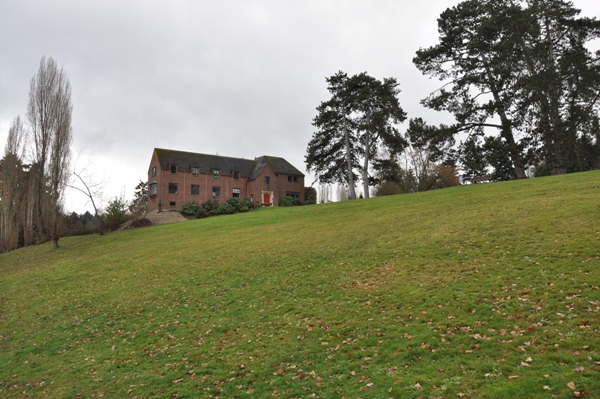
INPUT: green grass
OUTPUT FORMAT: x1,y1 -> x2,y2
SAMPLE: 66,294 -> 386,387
1,171 -> 599,398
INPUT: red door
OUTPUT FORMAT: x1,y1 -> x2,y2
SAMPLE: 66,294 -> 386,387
263,193 -> 270,204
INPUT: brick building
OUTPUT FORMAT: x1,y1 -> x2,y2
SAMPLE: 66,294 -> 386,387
147,148 -> 305,212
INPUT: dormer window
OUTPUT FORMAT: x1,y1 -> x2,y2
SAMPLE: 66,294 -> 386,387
170,165 -> 177,174
233,171 -> 240,180
192,167 -> 199,176
152,166 -> 156,177
265,176 -> 270,185
214,169 -> 220,179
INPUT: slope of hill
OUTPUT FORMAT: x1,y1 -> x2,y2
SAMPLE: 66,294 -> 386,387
1,171 -> 599,398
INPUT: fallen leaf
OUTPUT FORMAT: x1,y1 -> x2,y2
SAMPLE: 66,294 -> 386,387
568,382 -> 576,390
521,362 -> 530,367
415,383 -> 421,390
573,392 -> 582,398
508,375 -> 519,379
526,357 -> 533,363
543,385 -> 551,390
543,374 -> 550,378
573,367 -> 585,372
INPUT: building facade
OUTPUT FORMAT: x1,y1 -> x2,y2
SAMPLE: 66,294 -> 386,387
147,148 -> 305,212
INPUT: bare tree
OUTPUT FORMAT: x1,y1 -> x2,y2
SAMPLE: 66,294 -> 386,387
27,56 -> 73,248
68,151 -> 107,225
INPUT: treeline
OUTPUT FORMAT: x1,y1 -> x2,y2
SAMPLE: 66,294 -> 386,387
0,57 -> 73,253
306,0 -> 600,196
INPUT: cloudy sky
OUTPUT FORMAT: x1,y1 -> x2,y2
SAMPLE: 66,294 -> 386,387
1,0 -> 599,213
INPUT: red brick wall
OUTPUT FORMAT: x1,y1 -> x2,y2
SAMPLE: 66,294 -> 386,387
147,151 -> 305,211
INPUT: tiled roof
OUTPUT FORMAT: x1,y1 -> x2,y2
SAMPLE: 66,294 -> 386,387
154,148 -> 304,179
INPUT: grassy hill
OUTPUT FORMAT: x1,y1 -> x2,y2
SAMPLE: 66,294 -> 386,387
1,171 -> 599,398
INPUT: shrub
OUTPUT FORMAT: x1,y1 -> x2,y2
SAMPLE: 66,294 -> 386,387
195,207 -> 208,218
304,187 -> 317,204
374,181 -> 402,197
280,196 -> 303,207
180,200 -> 200,216
239,206 -> 249,213
240,197 -> 255,209
226,197 -> 241,211
216,203 -> 234,215
202,200 -> 220,214
280,196 -> 294,207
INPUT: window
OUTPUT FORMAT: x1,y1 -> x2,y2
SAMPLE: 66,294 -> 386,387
192,167 -> 199,176
171,165 -> 177,174
149,182 -> 157,196
212,186 -> 221,197
152,166 -> 156,177
168,183 -> 178,194
294,176 -> 298,182
234,171 -> 240,180
213,169 -> 220,179
250,195 -> 254,202
286,191 -> 301,199
191,184 -> 200,195
265,176 -> 270,185
169,201 -> 176,207
288,175 -> 298,182
232,188 -> 240,198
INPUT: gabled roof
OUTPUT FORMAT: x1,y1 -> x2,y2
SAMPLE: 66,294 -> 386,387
153,148 -> 304,179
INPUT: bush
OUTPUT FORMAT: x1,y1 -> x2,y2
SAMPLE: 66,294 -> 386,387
239,206 -> 249,213
180,200 -> 200,216
195,207 -> 208,218
226,197 -> 241,211
240,197 -> 255,209
280,196 -> 303,206
202,200 -> 220,214
374,181 -> 402,197
304,187 -> 317,205
279,196 -> 294,207
216,203 -> 234,215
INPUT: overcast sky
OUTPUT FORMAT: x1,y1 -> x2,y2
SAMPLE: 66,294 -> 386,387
1,0 -> 599,213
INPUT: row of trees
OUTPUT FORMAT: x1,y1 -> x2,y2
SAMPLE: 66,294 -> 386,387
306,0 -> 600,195
412,0 -> 600,178
1,57 -> 73,253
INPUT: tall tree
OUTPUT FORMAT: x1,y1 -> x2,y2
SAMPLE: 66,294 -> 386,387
306,72 -> 361,199
348,74 -> 407,198
27,56 -> 73,248
306,72 -> 406,199
515,0 -> 600,174
413,0 -> 600,177
413,0 -> 527,179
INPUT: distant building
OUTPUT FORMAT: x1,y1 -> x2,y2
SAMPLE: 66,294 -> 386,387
147,148 -> 304,211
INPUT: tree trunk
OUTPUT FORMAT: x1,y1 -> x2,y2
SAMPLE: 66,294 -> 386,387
482,61 -> 527,179
343,116 -> 357,200
362,130 -> 370,198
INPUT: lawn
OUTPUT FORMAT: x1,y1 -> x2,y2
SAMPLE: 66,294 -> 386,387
1,171 -> 599,398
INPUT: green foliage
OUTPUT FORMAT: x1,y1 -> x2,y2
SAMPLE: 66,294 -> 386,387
103,196 -> 128,231
413,0 -> 600,177
201,200 -> 220,214
280,196 -> 303,207
304,187 -> 317,204
306,71 -> 407,198
194,207 -> 208,218
216,202 -> 234,215
239,206 -> 249,213
180,200 -> 200,216
2,171 -> 600,398
226,197 -> 241,211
